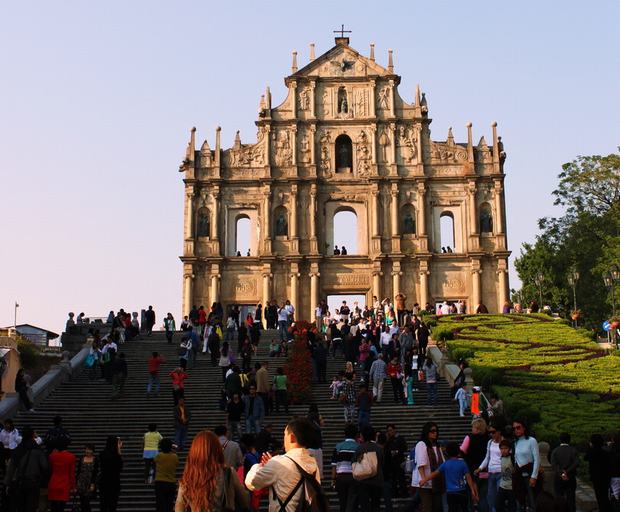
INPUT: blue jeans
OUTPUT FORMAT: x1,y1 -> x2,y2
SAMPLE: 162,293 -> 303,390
147,374 -> 160,394
175,425 -> 188,450
358,409 -> 371,429
246,417 -> 261,434
458,397 -> 467,416
278,321 -> 288,341
487,472 -> 501,512
427,382 -> 437,405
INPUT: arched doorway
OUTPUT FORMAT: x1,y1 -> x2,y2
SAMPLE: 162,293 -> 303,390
235,215 -> 251,256
440,212 -> 455,252
335,134 -> 352,173
333,209 -> 357,255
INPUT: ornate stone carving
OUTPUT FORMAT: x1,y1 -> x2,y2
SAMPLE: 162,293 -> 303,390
397,125 -> 417,164
378,85 -> 390,110
334,273 -> 371,287
199,140 -> 212,167
322,88 -> 331,116
319,131 -> 332,177
272,130 -> 292,167
223,129 -> 265,168
430,141 -> 467,164
231,275 -> 258,299
299,131 -> 311,164
299,87 -> 310,111
355,88 -> 369,117
476,136 -> 493,163
356,131 -> 371,176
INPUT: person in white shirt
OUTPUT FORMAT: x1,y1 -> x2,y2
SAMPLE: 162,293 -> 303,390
0,419 -> 22,450
278,304 -> 290,342
441,301 -> 451,315
284,300 -> 295,326
246,418 -> 320,512
412,421 -> 445,512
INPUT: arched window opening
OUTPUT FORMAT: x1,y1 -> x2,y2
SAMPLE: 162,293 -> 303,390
235,215 -> 251,256
440,212 -> 455,253
479,203 -> 493,233
401,205 -> 416,235
273,205 -> 289,237
196,208 -> 211,238
337,87 -> 348,113
335,134 -> 352,173
333,209 -> 357,255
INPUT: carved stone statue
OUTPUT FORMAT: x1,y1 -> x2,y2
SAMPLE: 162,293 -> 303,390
403,212 -> 416,234
275,213 -> 288,236
338,88 -> 348,114
197,212 -> 210,237
356,131 -> 371,176
322,89 -> 330,115
299,134 -> 311,164
480,209 -> 493,233
299,88 -> 310,111
274,131 -> 292,166
379,128 -> 390,163
320,131 -> 332,176
337,141 -> 352,171
378,86 -> 390,110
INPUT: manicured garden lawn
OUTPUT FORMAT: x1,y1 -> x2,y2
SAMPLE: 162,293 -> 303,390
434,314 -> 620,446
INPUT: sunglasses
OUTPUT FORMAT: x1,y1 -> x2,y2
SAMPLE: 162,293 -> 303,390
429,429 -> 438,433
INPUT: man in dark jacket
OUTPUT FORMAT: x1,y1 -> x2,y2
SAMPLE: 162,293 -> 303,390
551,433 -> 579,512
110,353 -> 128,400
354,425 -> 384,509
384,424 -> 408,498
312,342 -> 328,383
145,306 -> 156,336
6,427 -> 49,512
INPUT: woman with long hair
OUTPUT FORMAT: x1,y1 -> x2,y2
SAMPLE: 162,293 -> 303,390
175,430 -> 248,512
412,421 -> 445,512
99,436 -> 123,512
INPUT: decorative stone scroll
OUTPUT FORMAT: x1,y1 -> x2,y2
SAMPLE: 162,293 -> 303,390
430,141 -> 467,164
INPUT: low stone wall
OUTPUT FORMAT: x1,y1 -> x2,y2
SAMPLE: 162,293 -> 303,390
0,345 -> 90,419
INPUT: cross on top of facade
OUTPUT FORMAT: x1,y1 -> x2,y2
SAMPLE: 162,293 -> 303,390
333,24 -> 351,39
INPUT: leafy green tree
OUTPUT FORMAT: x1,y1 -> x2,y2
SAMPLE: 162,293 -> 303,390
514,149 -> 619,329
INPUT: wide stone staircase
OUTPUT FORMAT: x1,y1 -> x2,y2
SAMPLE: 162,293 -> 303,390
13,329 -> 471,511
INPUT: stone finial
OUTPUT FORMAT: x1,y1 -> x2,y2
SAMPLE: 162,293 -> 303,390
388,49 -> 394,73
215,126 -> 221,166
467,122 -> 474,163
266,86 -> 272,109
310,43 -> 316,61
259,94 -> 266,111
492,122 -> 500,164
370,43 -> 375,62
291,51 -> 298,73
233,130 -> 241,149
415,84 -> 421,107
447,127 -> 455,145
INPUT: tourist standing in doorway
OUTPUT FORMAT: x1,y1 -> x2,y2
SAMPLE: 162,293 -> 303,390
145,306 -> 156,336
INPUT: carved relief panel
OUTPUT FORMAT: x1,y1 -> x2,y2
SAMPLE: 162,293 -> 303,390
271,129 -> 293,167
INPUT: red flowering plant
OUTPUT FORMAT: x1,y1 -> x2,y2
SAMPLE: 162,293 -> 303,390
284,321 -> 314,404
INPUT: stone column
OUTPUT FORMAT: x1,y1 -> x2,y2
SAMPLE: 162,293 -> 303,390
309,185 -> 318,253
290,268 -> 300,314
372,271 -> 382,299
212,189 -> 220,240
389,122 -> 397,166
370,126 -> 377,164
497,268 -> 508,311
184,186 -> 195,240
494,181 -> 504,234
419,265 -> 429,308
471,263 -> 481,313
468,182 -> 478,235
390,184 -> 399,236
309,81 -> 316,118
369,79 -> 376,117
263,188 -> 272,253
291,126 -> 297,166
210,272 -> 221,306
392,270 -> 402,303
309,271 -> 320,322
262,272 -> 272,307
183,267 -> 194,316
309,125 -> 316,165
372,189 -> 380,236
417,182 -> 427,236
290,185 -> 298,238
389,80 -> 395,116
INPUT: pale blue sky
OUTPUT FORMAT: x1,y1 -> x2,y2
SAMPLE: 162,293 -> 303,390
1,1 -> 618,334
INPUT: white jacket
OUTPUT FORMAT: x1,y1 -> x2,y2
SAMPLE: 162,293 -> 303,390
245,447 -> 319,512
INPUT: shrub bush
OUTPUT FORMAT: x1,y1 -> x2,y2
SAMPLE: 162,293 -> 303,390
431,325 -> 454,341
17,338 -> 39,370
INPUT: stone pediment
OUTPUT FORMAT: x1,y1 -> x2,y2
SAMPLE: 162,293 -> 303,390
291,44 -> 389,80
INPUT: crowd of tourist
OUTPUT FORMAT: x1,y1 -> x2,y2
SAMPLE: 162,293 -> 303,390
5,301 -> 617,512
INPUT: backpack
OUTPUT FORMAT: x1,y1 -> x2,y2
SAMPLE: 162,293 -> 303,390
274,457 -> 329,512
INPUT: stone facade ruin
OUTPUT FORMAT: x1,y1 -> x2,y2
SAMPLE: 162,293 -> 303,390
178,36 -> 510,318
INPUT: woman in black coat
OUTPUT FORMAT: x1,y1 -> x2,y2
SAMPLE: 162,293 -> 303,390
98,436 -> 123,512
14,369 -> 33,411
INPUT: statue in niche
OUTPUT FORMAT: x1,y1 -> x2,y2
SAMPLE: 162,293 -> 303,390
379,128 -> 390,163
275,212 -> 288,236
197,212 -> 210,237
403,212 -> 416,234
337,87 -> 348,114
480,208 -> 493,233
378,86 -> 390,110
299,88 -> 310,111
337,142 -> 351,171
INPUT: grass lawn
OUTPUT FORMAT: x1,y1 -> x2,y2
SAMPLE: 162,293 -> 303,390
434,314 -> 620,446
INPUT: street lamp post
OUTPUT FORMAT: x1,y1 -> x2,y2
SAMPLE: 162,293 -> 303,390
567,268 -> 579,327
534,272 -> 544,310
603,264 -> 620,317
